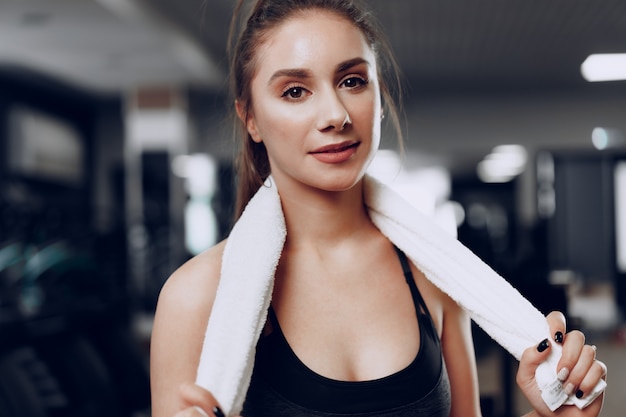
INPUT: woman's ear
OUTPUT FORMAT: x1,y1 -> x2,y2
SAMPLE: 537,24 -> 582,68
235,100 -> 262,143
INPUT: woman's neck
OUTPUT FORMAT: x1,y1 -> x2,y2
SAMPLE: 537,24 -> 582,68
277,178 -> 374,249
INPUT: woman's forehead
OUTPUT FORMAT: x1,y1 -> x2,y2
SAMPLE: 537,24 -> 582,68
254,10 -> 376,77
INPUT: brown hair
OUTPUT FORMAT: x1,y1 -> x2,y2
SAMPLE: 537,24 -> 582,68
228,0 -> 403,218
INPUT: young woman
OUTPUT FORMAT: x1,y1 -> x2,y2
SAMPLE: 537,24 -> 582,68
150,1 -> 607,416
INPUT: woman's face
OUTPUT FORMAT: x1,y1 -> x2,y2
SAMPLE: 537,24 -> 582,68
241,10 -> 382,193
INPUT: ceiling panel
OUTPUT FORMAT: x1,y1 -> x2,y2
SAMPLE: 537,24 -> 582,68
1,0 -> 625,93
0,0 -> 224,93
366,0 -> 626,91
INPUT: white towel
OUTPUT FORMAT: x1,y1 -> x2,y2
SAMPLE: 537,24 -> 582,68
195,175 -> 605,416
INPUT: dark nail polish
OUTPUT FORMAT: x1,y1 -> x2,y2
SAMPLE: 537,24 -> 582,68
213,406 -> 225,417
554,331 -> 564,344
537,338 -> 550,352
576,390 -> 584,399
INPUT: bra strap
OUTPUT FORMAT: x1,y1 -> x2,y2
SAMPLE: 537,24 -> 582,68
393,246 -> 433,323
267,305 -> 283,334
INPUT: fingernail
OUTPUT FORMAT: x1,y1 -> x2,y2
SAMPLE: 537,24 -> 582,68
564,383 -> 575,396
554,331 -> 564,344
213,406 -> 225,417
537,338 -> 550,352
576,389 -> 584,399
557,367 -> 569,381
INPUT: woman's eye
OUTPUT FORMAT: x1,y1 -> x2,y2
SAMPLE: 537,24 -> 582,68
282,87 -> 306,99
342,77 -> 367,89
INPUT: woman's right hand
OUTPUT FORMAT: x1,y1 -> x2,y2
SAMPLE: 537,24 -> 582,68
175,382 -> 240,417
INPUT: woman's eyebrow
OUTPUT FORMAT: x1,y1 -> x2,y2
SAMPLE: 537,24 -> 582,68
267,58 -> 370,85
336,57 -> 370,74
268,68 -> 311,85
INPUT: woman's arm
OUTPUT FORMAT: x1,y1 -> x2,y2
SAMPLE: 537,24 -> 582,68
150,241 -> 227,417
440,295 -> 483,417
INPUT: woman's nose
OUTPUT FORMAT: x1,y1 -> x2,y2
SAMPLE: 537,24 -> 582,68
316,89 -> 351,132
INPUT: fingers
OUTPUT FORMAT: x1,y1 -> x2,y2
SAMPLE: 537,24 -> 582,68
577,357 -> 607,398
177,383 -> 226,417
516,338 -> 553,390
193,406 -> 211,417
545,310 -> 566,345
554,329 -> 584,386
561,342 -> 607,400
562,340 -> 592,393
516,338 -> 556,416
175,407 -> 210,417
545,310 -> 607,402
517,312 -> 606,414
546,310 -> 586,391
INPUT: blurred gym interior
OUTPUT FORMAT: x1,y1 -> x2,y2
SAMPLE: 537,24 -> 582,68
1,1 -> 625,416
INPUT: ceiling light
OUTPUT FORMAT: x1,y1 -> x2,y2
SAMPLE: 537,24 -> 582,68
490,145 -> 528,169
477,144 -> 528,183
592,127 -> 624,150
477,159 -> 517,183
581,53 -> 626,82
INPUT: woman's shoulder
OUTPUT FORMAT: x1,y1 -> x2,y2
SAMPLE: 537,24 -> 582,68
171,240 -> 227,284
156,240 -> 228,318
150,240 -> 229,416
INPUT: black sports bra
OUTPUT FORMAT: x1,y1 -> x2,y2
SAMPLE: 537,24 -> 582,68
242,247 -> 450,416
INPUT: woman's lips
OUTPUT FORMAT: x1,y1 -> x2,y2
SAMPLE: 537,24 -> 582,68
309,141 -> 360,163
